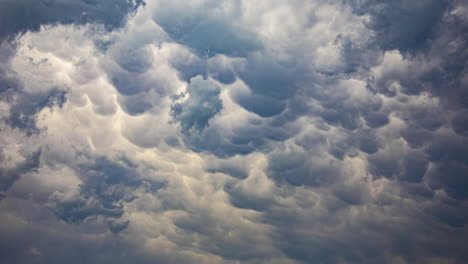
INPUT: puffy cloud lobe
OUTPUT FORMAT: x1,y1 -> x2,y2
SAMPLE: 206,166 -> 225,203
0,150 -> 41,198
171,75 -> 222,132
368,142 -> 428,182
114,46 -> 154,74
350,0 -> 450,53
153,0 -> 261,58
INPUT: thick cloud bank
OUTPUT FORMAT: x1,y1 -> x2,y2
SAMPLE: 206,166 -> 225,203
1,0 -> 468,263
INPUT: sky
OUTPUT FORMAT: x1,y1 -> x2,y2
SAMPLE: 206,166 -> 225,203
0,0 -> 467,263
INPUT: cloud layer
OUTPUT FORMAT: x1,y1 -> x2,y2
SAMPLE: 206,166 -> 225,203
1,0 -> 468,263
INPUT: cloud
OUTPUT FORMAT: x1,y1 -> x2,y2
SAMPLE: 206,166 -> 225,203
50,157 -> 143,225
350,0 -> 450,53
153,0 -> 261,57
0,0 -> 145,42
1,0 -> 468,263
0,150 -> 41,198
171,75 -> 223,133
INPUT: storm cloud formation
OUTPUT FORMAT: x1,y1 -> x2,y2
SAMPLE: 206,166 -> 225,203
1,0 -> 468,263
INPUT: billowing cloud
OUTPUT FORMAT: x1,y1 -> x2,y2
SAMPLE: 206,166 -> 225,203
171,75 -> 223,132
1,0 -> 468,263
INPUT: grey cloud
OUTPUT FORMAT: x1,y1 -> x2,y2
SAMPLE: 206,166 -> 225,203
6,89 -> 66,135
0,150 -> 41,196
426,160 -> 468,200
116,92 -> 154,115
351,0 -> 450,53
0,43 -> 67,132
400,126 -> 433,149
206,162 -> 249,180
153,1 -> 261,58
368,146 -> 428,182
0,0 -> 145,42
267,146 -> 343,187
171,75 -> 222,132
259,182 -> 468,263
183,128 -> 257,157
0,200 -> 179,264
327,129 -> 381,160
363,111 -> 389,128
224,185 -> 273,211
182,116 -> 300,158
207,55 -> 238,84
234,92 -> 287,118
236,54 -> 300,100
425,198 -> 468,228
336,35 -> 383,74
110,71 -> 150,96
113,46 -> 153,74
452,110 -> 468,136
51,157 -> 164,233
167,45 -> 208,82
1,0 -> 468,263
425,135 -> 468,164
107,219 -> 130,234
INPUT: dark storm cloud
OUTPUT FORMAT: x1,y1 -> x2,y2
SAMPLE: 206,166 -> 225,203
267,149 -> 342,187
350,0 -> 451,53
368,147 -> 428,182
1,0 -> 468,264
0,0 -> 145,42
0,200 -> 176,264
266,195 -> 468,264
233,89 -> 287,118
362,0 -> 468,110
424,134 -> 468,200
171,75 -> 222,132
210,0 -> 468,261
237,54 -> 300,100
153,1 -> 260,58
452,110 -> 468,136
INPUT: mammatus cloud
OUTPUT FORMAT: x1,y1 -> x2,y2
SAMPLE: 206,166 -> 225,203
1,0 -> 468,263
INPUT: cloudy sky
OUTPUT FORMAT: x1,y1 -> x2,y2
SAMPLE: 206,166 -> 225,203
0,0 -> 468,263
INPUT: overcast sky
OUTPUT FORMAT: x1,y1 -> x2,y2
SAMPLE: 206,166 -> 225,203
1,0 -> 468,263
